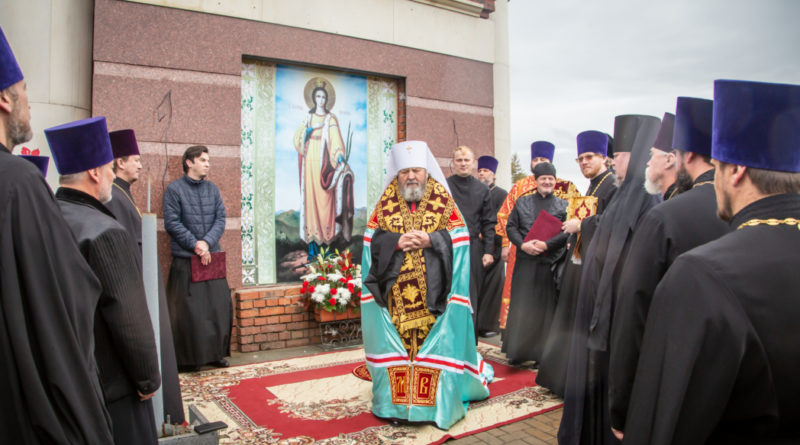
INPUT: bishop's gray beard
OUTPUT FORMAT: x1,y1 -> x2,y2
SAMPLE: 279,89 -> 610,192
399,181 -> 424,202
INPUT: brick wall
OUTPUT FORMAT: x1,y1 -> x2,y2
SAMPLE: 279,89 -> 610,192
231,285 -> 320,352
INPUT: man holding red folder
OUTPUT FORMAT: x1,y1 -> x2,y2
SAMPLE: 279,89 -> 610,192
503,162 -> 568,366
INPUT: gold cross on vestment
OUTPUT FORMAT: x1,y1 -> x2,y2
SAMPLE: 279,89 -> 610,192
429,197 -> 445,211
406,145 -> 413,153
383,200 -> 399,213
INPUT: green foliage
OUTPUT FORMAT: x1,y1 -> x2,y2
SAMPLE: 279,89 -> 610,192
511,153 -> 528,183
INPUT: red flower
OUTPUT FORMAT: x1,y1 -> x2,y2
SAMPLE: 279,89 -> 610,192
346,274 -> 353,280
356,291 -> 361,297
301,281 -> 308,292
330,288 -> 338,295
317,276 -> 325,281
308,285 -> 315,293
328,297 -> 337,306
347,282 -> 355,293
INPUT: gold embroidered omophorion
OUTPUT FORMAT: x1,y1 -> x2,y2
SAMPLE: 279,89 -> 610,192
373,177 -> 457,360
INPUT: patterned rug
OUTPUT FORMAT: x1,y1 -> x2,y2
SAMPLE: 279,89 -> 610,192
180,343 -> 562,444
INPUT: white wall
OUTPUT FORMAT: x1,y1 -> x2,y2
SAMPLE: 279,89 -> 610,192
1,0 -> 94,188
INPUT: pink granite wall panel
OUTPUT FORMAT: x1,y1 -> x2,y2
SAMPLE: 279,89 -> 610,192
406,106 -> 495,161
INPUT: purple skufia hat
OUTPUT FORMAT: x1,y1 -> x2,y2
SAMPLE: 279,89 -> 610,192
712,79 -> 800,173
653,112 -> 675,151
577,130 -> 609,156
530,141 -> 555,161
477,155 -> 498,173
45,116 -> 114,175
19,155 -> 49,176
672,97 -> 713,157
109,129 -> 140,158
0,26 -> 23,91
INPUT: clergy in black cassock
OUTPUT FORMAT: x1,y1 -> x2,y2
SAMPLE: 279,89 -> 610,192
504,162 -> 567,365
623,79 -> 800,445
475,155 -> 507,336
558,114 -> 661,445
608,97 -> 729,433
447,146 -> 496,332
48,116 -> 161,445
0,28 -> 114,444
537,130 -> 616,396
105,129 -> 186,425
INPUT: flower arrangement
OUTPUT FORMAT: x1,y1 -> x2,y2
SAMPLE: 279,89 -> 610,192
300,248 -> 362,314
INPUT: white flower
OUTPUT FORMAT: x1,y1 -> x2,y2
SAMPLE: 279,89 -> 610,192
311,292 -> 325,303
336,289 -> 352,304
314,283 -> 330,296
300,272 -> 321,282
327,272 -> 344,282
351,278 -> 362,288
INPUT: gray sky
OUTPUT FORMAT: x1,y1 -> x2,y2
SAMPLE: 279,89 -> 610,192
508,0 -> 800,190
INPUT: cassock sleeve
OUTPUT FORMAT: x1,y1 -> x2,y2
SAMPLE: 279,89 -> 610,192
479,187 -> 496,255
90,229 -> 161,395
506,204 -> 525,248
609,212 -> 669,430
363,229 -> 402,308
424,230 -> 453,315
623,255 -> 748,445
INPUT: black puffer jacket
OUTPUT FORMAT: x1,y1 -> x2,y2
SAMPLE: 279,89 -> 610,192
163,175 -> 226,258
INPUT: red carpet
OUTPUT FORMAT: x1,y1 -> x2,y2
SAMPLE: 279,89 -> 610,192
180,343 -> 562,444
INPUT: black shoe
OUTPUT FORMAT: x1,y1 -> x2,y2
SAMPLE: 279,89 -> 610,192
209,359 -> 230,368
178,365 -> 199,373
481,331 -> 499,338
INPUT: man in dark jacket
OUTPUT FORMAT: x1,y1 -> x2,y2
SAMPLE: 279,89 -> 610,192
446,146 -> 496,337
164,145 -> 231,371
476,155 -> 507,337
0,27 -> 115,444
47,116 -> 161,445
106,129 -> 186,424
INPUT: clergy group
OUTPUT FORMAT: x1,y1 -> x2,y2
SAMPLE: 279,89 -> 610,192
3,19 -> 800,445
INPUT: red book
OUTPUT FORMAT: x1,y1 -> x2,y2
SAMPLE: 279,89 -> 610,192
523,210 -> 563,243
190,251 -> 227,282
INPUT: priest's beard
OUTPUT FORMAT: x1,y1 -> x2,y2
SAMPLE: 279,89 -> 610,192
7,101 -> 33,147
674,166 -> 694,193
716,186 -> 734,222
99,189 -> 113,204
644,167 -> 661,195
399,179 -> 425,202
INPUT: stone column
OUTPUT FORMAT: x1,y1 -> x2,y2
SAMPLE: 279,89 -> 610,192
1,0 -> 94,188
492,0 -> 512,189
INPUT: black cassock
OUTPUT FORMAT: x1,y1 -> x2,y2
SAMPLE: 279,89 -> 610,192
537,168 -> 617,396
363,227 -> 452,315
447,175 -> 496,327
559,139 -> 657,445
608,169 -> 728,430
476,184 -> 508,334
57,187 -> 161,445
0,147 -> 114,443
504,191 -> 567,363
106,177 -> 186,424
624,193 -> 800,444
